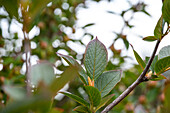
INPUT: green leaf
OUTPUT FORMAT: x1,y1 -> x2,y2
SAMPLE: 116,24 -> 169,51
82,23 -> 95,29
3,85 -> 26,100
57,53 -> 88,85
162,0 -> 170,23
30,62 -> 55,86
1,93 -> 51,113
50,66 -> 79,94
131,45 -> 146,70
123,38 -> 129,49
158,45 -> 170,59
95,94 -> 114,112
145,56 -> 158,72
95,71 -> 121,97
84,86 -> 101,107
0,0 -> 19,19
154,16 -> 163,39
73,105 -> 90,113
84,37 -> 108,80
60,92 -> 89,107
155,56 -> 170,75
143,36 -> 157,42
150,74 -> 165,81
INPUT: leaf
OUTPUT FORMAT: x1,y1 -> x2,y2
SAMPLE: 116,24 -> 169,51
30,62 -> 55,86
131,44 -> 146,70
82,23 -> 95,29
158,45 -> 170,59
95,94 -> 114,112
3,85 -> 26,100
150,74 -> 166,81
162,0 -> 170,23
145,56 -> 158,72
57,53 -> 88,85
0,93 -> 51,113
60,92 -> 89,107
143,36 -> 157,42
154,16 -> 163,39
0,0 -> 19,19
84,86 -> 101,107
73,105 -> 90,113
84,37 -> 108,80
155,56 -> 170,75
123,38 -> 129,49
50,65 -> 79,94
95,71 -> 121,97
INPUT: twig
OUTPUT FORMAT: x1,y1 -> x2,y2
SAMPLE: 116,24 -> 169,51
101,39 -> 161,113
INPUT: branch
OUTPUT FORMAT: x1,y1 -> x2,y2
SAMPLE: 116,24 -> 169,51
101,39 -> 161,113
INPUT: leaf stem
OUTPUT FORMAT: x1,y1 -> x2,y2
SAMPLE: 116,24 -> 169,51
101,39 -> 161,113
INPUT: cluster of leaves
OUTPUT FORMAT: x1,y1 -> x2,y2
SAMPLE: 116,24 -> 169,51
57,37 -> 121,112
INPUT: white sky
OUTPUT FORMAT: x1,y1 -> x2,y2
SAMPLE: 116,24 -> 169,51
73,0 -> 170,65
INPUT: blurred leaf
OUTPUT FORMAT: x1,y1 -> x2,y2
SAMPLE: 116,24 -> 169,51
84,37 -> 108,80
84,86 -> 101,107
131,45 -> 146,70
155,56 -> 170,75
0,0 -> 19,19
73,105 -> 90,113
57,53 -> 88,85
60,92 -> 89,107
95,94 -> 114,112
48,108 -> 63,113
30,62 -> 55,86
0,93 -> 51,113
154,16 -> 163,39
150,74 -> 165,81
95,71 -> 121,97
162,0 -> 170,23
82,23 -> 95,29
3,85 -> 26,100
158,45 -> 170,59
143,36 -> 157,42
161,82 -> 170,113
123,38 -> 129,49
50,65 -> 79,94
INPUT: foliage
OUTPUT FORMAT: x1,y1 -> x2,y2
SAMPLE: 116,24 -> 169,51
58,38 -> 121,112
0,0 -> 169,113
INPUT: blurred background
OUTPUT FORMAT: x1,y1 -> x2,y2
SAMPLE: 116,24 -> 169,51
0,0 -> 170,113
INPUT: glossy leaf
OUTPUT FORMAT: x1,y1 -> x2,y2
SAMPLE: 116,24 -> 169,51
154,16 -> 163,39
158,45 -> 170,59
84,37 -> 108,80
60,92 -> 89,107
95,94 -> 114,112
84,86 -> 101,107
143,36 -> 157,42
50,66 -> 79,94
95,71 -> 121,97
162,0 -> 170,23
131,45 -> 146,70
30,62 -> 55,86
57,53 -> 88,85
3,85 -> 26,100
155,56 -> 170,75
73,105 -> 90,113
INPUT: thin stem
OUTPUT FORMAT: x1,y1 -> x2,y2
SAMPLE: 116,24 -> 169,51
23,31 -> 31,96
101,40 -> 161,113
